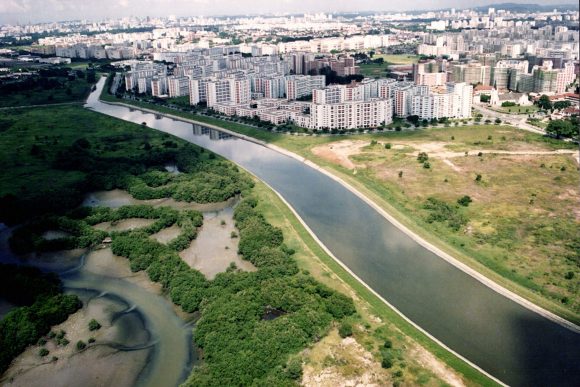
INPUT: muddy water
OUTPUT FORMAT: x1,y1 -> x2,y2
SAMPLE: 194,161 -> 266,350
2,291 -> 151,387
93,218 -> 155,232
150,224 -> 181,244
180,206 -> 256,280
42,230 -> 71,240
0,222 -> 193,387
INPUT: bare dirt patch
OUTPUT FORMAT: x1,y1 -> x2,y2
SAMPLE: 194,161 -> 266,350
311,140 -> 369,170
302,329 -> 391,387
407,344 -> 466,387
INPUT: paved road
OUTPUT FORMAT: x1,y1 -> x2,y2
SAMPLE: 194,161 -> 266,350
472,104 -> 545,134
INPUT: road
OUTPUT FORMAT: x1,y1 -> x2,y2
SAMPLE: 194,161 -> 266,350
472,103 -> 545,134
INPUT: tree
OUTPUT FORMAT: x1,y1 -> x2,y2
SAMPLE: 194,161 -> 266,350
537,95 -> 552,111
407,115 -> 420,125
417,152 -> 429,163
553,101 -> 572,111
338,321 -> 353,338
475,174 -> 482,182
546,119 -> 577,139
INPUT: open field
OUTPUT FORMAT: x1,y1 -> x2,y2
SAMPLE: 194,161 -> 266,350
374,54 -> 420,64
359,54 -> 419,78
286,126 -> 580,319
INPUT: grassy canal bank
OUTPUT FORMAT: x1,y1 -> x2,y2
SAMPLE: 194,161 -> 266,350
107,94 -> 580,327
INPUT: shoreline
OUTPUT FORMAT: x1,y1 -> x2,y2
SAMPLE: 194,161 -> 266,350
100,98 -> 580,334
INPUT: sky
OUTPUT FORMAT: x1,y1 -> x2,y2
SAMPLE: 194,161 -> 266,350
0,0 -> 575,25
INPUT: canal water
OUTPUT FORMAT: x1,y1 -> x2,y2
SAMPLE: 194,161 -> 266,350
87,79 -> 580,387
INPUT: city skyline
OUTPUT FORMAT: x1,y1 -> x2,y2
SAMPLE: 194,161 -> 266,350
1,0 -> 578,24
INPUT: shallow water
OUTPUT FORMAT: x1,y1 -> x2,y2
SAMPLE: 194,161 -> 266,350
0,227 -> 193,387
93,218 -> 155,232
150,224 -> 181,244
82,189 -> 238,212
180,206 -> 256,280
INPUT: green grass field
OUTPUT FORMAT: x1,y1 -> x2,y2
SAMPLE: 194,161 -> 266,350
373,54 -> 420,65
498,105 -> 539,114
359,54 -> 419,78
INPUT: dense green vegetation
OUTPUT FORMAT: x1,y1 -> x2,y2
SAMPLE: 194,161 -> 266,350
185,197 -> 355,385
0,106 -> 252,225
0,66 -> 96,107
1,104 -> 355,384
0,264 -> 82,374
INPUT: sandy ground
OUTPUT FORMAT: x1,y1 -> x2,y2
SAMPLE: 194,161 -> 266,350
1,295 -> 150,387
302,329 -> 465,387
83,189 -> 239,212
179,207 -> 256,280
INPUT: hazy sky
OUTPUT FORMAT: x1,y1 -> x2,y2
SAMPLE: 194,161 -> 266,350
0,0 -> 574,24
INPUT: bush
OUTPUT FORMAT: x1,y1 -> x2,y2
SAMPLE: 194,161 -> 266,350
385,143 -> 392,149
88,319 -> 101,331
39,348 -> 49,357
76,340 -> 86,350
381,354 -> 394,369
285,358 -> 303,380
417,152 -> 428,163
457,195 -> 472,207
338,321 -> 353,338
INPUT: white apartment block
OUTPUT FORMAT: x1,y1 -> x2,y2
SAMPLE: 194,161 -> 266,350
285,75 -> 325,100
308,99 -> 393,130
168,76 -> 190,98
